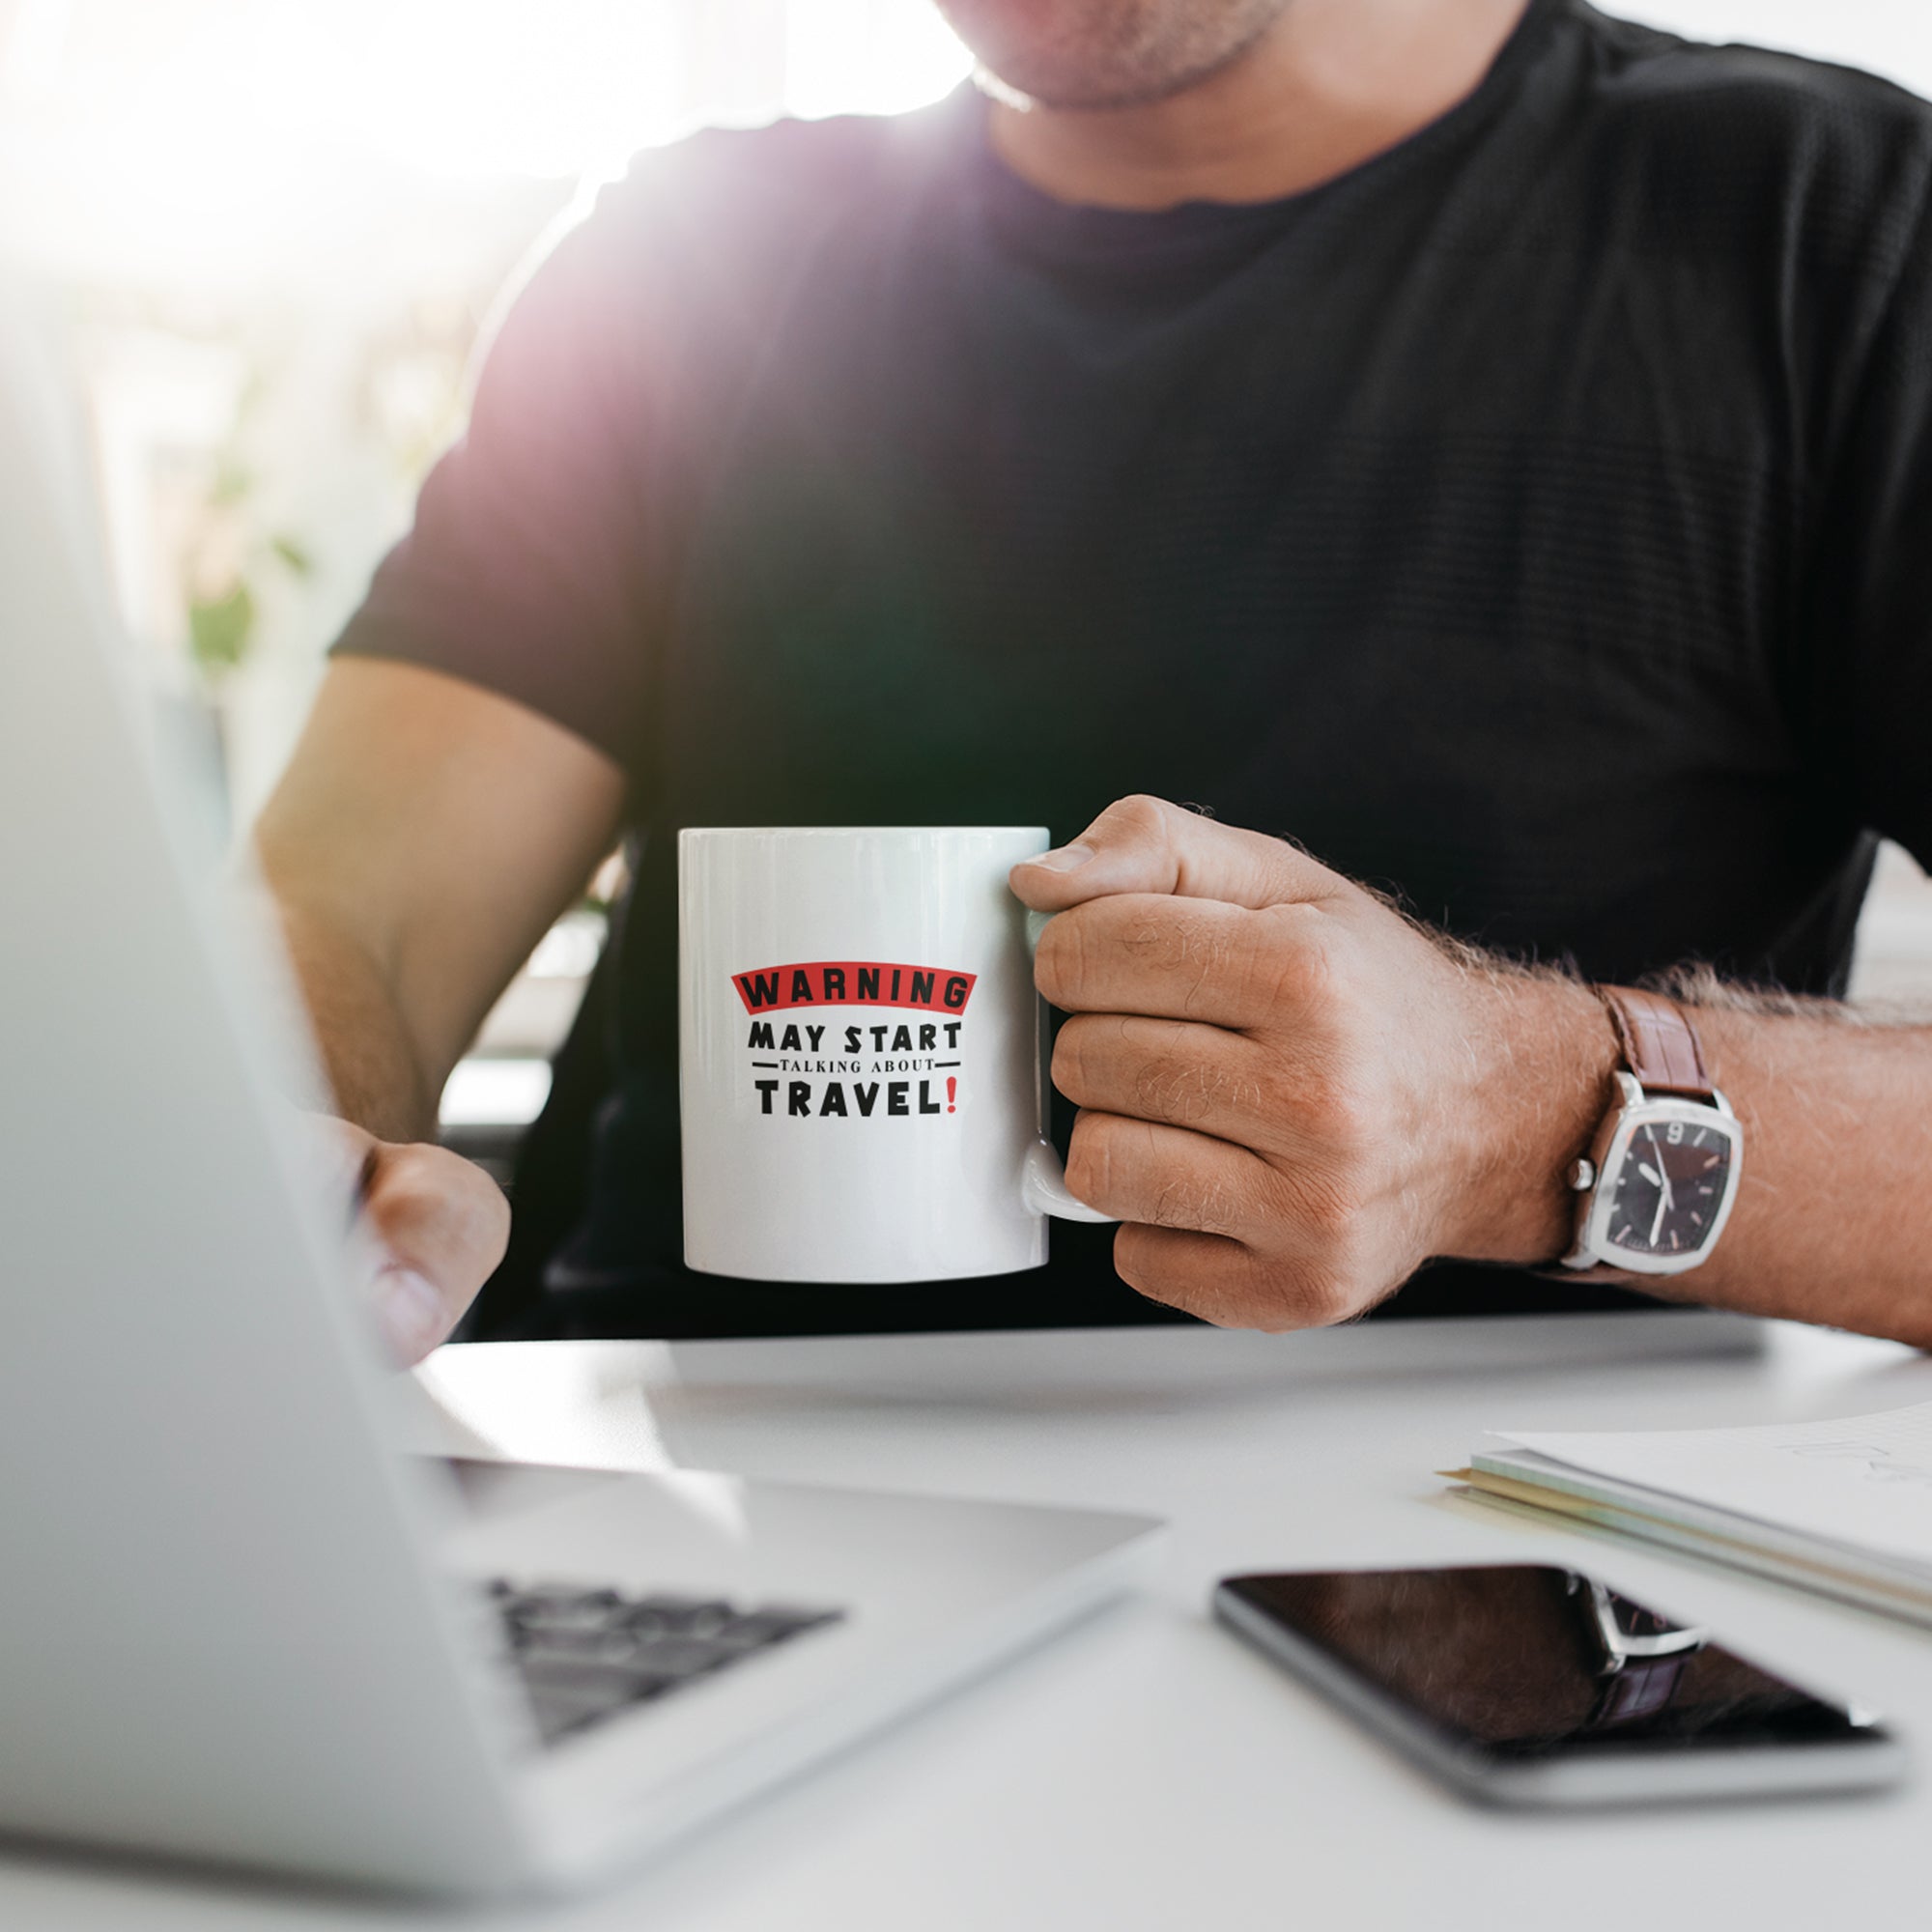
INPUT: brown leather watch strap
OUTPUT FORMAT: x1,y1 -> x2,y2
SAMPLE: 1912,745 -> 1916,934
1598,987 -> 1715,1100
1547,988 -> 1721,1280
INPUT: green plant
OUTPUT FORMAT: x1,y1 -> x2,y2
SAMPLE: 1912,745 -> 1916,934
181,390 -> 315,688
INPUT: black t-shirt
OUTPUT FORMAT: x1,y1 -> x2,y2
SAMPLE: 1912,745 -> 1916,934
334,0 -> 1932,1338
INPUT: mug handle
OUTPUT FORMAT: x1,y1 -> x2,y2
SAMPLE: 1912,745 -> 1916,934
1021,909 -> 1114,1224
1022,1139 -> 1113,1222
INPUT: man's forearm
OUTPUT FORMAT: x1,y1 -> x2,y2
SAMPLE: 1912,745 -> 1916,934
1462,969 -> 1932,1344
1635,994 -> 1932,1344
242,656 -> 624,1357
272,896 -> 442,1145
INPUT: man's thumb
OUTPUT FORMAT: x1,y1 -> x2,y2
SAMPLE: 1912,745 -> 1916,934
1009,794 -> 1336,912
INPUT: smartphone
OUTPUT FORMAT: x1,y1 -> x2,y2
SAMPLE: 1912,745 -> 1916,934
1213,1564 -> 1906,1806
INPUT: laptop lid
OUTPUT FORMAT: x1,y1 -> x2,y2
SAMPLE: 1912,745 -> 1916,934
0,283 -> 531,1892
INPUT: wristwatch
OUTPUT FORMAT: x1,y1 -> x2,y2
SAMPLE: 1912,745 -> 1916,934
1560,987 -> 1743,1278
1566,1574 -> 1710,1731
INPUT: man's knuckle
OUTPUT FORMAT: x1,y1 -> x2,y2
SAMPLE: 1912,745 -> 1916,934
1050,1024 -> 1090,1100
372,1145 -> 502,1250
376,1155 -> 443,1218
1263,907 -> 1340,1000
1252,913 -> 1314,1006
1105,794 -> 1172,842
1034,914 -> 1087,1006
1064,1116 -> 1117,1208
1286,1057 -> 1376,1153
390,1139 -> 458,1181
1293,1164 -> 1369,1248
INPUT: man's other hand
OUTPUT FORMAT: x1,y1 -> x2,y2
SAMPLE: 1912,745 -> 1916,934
317,1117 -> 510,1365
1009,797 -> 1613,1330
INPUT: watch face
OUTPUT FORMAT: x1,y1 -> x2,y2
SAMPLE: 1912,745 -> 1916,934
1604,1114 -> 1735,1261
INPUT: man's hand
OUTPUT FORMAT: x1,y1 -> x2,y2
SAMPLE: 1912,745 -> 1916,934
257,659 -> 623,1364
318,1118 -> 510,1365
1009,796 -> 1615,1330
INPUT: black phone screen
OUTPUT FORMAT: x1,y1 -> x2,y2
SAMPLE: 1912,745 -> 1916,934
1220,1565 -> 1885,1761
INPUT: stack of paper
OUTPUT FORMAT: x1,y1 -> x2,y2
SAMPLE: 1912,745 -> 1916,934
1449,1400 -> 1932,1628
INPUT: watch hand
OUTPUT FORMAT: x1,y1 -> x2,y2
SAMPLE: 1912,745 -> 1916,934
1642,1130 -> 1670,1246
1638,1161 -> 1662,1186
1643,1124 -> 1675,1208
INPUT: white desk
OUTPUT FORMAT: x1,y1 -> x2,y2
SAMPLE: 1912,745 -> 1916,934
8,1313 -> 1931,1929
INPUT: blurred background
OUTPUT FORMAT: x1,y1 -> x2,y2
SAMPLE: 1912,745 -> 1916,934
3,0 -> 1928,1162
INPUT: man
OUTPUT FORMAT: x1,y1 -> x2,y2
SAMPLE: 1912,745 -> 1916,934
257,0 -> 1932,1364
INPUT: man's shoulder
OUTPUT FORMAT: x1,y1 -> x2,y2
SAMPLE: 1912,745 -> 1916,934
589,93 -> 974,263
1579,4 -> 1931,126
469,94 -> 977,427
1578,8 -> 1932,164
1565,7 -> 1932,269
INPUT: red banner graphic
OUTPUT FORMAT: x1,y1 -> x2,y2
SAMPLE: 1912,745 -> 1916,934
731,959 -> 977,1015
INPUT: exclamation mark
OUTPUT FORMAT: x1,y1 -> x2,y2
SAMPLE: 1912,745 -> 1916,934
946,1077 -> 956,1113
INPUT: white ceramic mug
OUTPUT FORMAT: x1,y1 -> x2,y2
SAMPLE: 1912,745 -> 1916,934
678,826 -> 1111,1283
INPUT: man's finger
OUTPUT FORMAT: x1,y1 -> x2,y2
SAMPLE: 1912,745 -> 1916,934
300,1111 -> 379,1208
1064,1108 -> 1281,1240
1010,794 -> 1342,913
1036,893 -> 1327,1028
1053,1011 -> 1293,1153
357,1141 -> 508,1364
1112,1224 -> 1346,1331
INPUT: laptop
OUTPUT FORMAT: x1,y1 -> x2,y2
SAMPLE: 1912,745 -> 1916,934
0,288 -> 1161,1897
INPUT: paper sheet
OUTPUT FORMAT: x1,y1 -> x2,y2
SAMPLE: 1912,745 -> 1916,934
1490,1400 -> 1932,1573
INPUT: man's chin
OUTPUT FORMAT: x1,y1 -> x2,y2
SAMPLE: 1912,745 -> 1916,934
973,57 -> 1237,115
943,0 -> 1293,114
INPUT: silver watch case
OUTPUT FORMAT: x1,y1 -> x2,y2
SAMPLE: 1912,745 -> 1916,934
1562,1071 -> 1743,1276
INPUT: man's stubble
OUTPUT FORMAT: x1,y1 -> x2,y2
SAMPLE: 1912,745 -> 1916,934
931,0 -> 1298,111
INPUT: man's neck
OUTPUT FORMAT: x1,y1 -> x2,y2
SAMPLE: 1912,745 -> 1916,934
986,0 -> 1533,212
